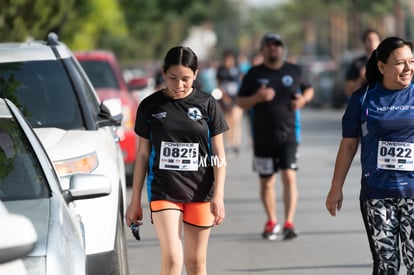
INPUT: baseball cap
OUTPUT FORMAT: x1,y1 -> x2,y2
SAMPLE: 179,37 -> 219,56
261,32 -> 284,47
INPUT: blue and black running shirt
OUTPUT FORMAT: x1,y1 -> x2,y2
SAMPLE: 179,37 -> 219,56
135,89 -> 229,202
343,82 -> 414,200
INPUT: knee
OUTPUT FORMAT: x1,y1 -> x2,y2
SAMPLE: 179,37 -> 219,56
282,180 -> 295,188
261,180 -> 275,191
185,255 -> 206,274
162,253 -> 182,270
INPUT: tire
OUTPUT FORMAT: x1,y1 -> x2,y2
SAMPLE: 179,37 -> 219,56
112,213 -> 129,275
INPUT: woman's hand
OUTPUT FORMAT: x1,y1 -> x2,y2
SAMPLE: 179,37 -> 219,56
211,196 -> 225,225
125,201 -> 143,227
325,186 -> 343,217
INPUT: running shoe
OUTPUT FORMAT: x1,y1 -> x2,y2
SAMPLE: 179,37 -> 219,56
262,221 -> 280,240
283,227 -> 298,240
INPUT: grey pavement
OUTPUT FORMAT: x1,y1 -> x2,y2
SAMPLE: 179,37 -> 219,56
125,107 -> 408,274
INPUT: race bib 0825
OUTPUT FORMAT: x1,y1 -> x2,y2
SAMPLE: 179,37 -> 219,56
159,141 -> 199,171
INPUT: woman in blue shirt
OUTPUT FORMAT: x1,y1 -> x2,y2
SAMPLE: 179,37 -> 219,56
326,37 -> 414,274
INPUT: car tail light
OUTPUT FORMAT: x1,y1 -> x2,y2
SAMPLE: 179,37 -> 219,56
121,104 -> 134,130
54,152 -> 98,176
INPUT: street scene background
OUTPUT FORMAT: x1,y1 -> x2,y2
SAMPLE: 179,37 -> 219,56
2,1 -> 414,274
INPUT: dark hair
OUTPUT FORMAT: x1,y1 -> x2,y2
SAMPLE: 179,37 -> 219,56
222,49 -> 235,59
361,29 -> 381,43
365,37 -> 413,85
162,46 -> 198,74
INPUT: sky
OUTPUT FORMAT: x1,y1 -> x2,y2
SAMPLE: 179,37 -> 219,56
245,0 -> 289,7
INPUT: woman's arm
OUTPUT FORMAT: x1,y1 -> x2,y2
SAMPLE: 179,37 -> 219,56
326,137 -> 359,216
125,136 -> 150,226
210,133 -> 227,225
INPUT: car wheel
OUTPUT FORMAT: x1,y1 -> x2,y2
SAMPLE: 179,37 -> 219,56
112,213 -> 129,275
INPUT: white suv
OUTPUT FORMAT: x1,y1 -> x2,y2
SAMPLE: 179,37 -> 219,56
0,33 -> 129,275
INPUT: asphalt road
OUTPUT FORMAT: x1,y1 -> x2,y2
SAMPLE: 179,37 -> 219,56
124,107 -> 407,275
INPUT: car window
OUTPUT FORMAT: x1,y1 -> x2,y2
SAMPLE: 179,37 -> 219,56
0,61 -> 84,130
79,60 -> 119,90
0,118 -> 50,201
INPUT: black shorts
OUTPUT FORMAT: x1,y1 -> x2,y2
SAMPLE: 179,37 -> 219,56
253,142 -> 298,177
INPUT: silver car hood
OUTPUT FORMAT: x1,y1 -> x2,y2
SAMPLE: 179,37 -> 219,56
4,199 -> 49,256
34,128 -> 99,161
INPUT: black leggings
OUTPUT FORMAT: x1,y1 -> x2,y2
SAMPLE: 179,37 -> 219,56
361,199 -> 414,275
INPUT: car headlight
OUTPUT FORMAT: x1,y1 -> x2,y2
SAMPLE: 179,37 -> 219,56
53,152 -> 98,176
23,256 -> 46,275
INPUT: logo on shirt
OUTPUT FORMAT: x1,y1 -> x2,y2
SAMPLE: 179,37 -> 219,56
282,75 -> 293,87
187,107 -> 202,121
377,105 -> 414,111
258,78 -> 270,86
152,112 -> 167,119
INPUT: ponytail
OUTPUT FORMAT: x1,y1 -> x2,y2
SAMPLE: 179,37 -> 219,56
365,49 -> 382,85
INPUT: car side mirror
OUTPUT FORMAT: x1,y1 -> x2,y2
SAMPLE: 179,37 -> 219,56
63,174 -> 112,203
98,98 -> 123,127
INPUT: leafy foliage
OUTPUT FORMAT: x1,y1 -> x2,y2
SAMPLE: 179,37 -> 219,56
117,0 -> 238,62
0,0 -> 412,63
62,0 -> 128,52
0,0 -> 75,41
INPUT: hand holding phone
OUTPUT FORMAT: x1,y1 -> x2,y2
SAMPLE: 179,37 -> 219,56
130,222 -> 142,241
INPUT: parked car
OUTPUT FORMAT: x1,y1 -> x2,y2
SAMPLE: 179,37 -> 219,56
0,98 -> 111,275
123,66 -> 155,102
0,33 -> 129,275
0,199 -> 37,275
127,76 -> 154,102
74,50 -> 139,176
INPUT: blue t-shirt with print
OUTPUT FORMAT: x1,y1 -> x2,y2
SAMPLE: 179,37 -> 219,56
343,82 -> 414,200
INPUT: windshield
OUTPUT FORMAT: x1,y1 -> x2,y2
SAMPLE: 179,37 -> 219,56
78,60 -> 119,90
0,60 -> 84,129
0,118 -> 50,201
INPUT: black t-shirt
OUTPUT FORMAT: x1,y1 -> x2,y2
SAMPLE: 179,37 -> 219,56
135,89 -> 228,202
345,55 -> 368,81
216,65 -> 240,97
238,63 -> 311,148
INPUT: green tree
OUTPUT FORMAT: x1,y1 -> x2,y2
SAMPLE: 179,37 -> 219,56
118,0 -> 239,63
1,0 -> 409,65
0,0 -> 75,41
240,0 -> 398,60
62,0 -> 128,52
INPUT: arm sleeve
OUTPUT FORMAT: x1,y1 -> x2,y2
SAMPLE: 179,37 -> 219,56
299,65 -> 313,91
207,97 -> 229,136
238,70 -> 255,97
342,89 -> 364,138
134,102 -> 150,139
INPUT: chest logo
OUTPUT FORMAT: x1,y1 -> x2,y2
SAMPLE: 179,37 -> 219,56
258,78 -> 270,86
188,107 -> 202,121
282,75 -> 293,87
152,112 -> 167,119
